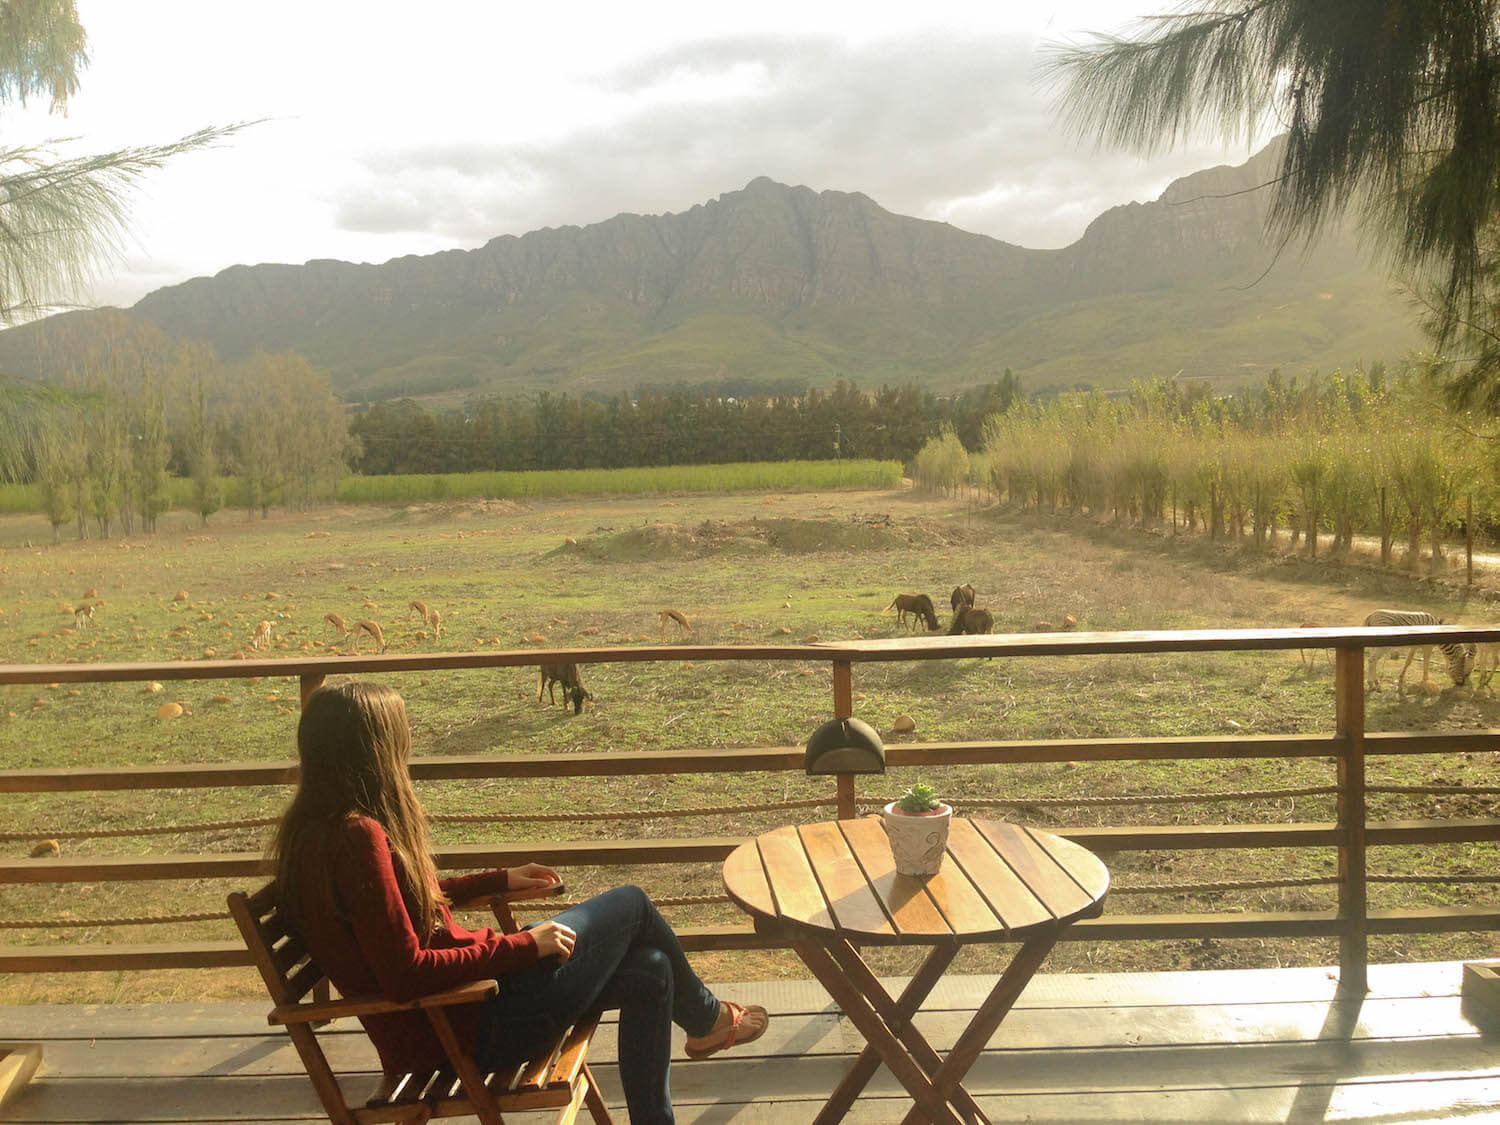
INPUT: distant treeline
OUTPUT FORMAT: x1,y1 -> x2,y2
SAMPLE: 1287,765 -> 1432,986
0,307 -> 1020,540
348,376 -> 1022,475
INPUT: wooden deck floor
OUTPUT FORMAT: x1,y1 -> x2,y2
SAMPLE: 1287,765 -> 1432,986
2,961 -> 1498,1124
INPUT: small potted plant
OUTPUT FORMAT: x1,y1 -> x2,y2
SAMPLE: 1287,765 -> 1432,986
882,782 -> 953,876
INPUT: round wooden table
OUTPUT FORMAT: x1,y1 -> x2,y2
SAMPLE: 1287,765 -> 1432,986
722,816 -> 1109,1125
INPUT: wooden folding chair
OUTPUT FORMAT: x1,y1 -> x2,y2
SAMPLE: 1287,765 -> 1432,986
228,881 -> 613,1125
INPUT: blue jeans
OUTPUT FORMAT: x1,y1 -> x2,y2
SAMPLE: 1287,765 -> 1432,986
474,885 -> 721,1124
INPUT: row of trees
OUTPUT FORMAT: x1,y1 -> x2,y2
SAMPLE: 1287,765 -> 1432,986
19,315 -> 353,541
962,368 -> 1490,566
7,311 -> 1022,540
348,375 -> 1020,476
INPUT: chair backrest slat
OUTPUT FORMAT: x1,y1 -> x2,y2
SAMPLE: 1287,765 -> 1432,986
284,957 -> 326,1005
269,934 -> 309,975
227,888 -> 296,1006
245,882 -> 279,916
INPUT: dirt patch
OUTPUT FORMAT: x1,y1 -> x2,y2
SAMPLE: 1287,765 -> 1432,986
387,499 -> 528,525
557,513 -> 972,562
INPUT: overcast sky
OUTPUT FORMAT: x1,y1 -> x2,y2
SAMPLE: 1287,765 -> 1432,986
5,0 -> 1266,311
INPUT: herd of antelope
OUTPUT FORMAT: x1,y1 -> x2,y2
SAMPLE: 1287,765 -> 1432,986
56,582 -> 1496,724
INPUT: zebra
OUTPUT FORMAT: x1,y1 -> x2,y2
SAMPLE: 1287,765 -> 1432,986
1362,609 -> 1477,695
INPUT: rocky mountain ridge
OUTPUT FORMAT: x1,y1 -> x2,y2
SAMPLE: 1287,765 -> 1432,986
0,139 -> 1420,401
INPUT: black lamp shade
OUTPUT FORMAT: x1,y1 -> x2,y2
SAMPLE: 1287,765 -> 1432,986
805,716 -> 886,775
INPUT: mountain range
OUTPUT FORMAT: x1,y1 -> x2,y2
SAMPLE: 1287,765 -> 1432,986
0,140 -> 1425,405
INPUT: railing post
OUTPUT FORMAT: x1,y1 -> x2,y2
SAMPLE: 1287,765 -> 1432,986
1334,644 -> 1367,995
832,661 -> 856,819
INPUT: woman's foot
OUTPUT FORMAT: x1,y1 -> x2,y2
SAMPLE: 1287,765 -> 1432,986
683,1000 -> 770,1060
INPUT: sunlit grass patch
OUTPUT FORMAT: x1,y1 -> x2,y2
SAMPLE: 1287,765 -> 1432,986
3,490 -> 1499,1001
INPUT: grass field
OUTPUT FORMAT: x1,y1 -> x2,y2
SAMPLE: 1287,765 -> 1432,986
2,487 -> 1499,1004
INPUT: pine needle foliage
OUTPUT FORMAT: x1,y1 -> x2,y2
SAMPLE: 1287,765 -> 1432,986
0,0 -> 255,480
0,126 -> 247,323
0,0 -> 85,110
1041,0 -> 1500,404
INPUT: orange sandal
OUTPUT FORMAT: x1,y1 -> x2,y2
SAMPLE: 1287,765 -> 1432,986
683,1000 -> 769,1060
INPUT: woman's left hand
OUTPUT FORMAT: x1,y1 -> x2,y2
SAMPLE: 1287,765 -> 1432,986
506,862 -> 562,891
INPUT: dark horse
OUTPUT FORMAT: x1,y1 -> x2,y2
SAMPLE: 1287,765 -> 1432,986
948,606 -> 993,635
884,593 -> 939,631
539,662 -> 592,714
950,584 -> 976,613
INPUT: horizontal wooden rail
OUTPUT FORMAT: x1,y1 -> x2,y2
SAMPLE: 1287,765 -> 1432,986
8,732 -> 1500,794
4,624 -> 1499,689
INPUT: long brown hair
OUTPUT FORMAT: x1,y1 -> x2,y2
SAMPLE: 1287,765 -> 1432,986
271,682 -> 445,936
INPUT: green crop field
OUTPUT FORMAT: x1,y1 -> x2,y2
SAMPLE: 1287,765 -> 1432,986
2,486 -> 1498,1004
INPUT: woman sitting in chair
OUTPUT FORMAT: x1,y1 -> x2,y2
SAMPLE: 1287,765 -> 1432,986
272,681 -> 768,1123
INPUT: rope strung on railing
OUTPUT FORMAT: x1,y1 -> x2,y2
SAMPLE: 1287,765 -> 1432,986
24,782 -> 1492,845
1110,876 -> 1339,894
1368,872 -> 1500,883
428,797 -> 837,824
4,785 -> 1484,845
0,797 -> 842,843
0,817 -> 281,843
871,786 -> 1339,810
0,896 -> 733,928
8,869 -> 1499,928
0,911 -> 231,929
1367,784 -> 1500,796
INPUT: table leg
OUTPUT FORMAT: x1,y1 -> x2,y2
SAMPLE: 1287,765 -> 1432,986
794,941 -> 966,1125
815,940 -> 961,1124
898,931 -> 1061,1125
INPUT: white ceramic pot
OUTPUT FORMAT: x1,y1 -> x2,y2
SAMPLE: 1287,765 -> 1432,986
882,801 -> 953,876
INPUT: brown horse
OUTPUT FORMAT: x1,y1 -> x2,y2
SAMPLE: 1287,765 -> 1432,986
884,593 -> 939,631
948,606 -> 993,635
539,662 -> 592,714
950,584 -> 976,613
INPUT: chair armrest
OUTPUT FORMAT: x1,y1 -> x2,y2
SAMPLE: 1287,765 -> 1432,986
453,881 -> 566,935
270,979 -> 499,1026
451,881 -> 566,912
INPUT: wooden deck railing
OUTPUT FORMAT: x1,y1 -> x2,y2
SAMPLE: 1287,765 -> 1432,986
4,626 -> 1500,996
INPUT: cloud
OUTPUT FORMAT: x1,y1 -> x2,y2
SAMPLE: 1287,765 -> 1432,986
334,32 -> 1258,252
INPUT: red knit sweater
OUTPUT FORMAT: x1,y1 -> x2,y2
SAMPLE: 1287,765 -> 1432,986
291,816 -> 539,1074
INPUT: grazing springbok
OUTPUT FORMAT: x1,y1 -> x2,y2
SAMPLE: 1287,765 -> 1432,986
949,606 -> 994,635
1362,609 -> 1476,694
408,600 -> 429,622
539,662 -> 591,714
355,619 -> 388,654
250,620 -> 272,650
428,609 -> 442,638
884,593 -> 939,631
73,603 -> 97,629
323,613 -> 351,641
950,584 -> 976,613
659,608 -> 692,637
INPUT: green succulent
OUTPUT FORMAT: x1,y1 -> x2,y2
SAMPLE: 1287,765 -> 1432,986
895,782 -> 942,813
